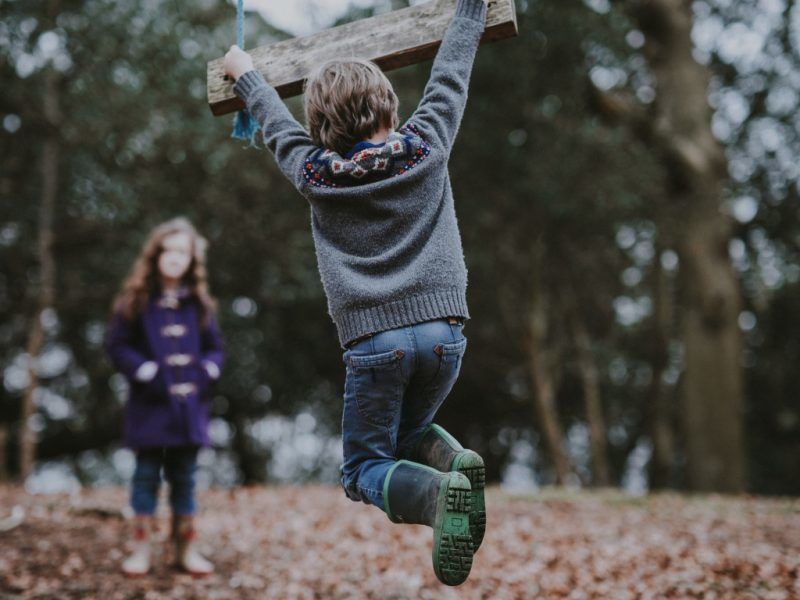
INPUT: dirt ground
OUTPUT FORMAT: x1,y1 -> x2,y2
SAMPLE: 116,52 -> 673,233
0,485 -> 798,599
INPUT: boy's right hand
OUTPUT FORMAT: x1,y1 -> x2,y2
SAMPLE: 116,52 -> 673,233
224,45 -> 255,81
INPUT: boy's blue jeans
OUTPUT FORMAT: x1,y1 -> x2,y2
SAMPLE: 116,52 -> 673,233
341,318 -> 467,511
130,446 -> 198,516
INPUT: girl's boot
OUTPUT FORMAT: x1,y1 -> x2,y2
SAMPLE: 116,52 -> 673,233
412,423 -> 486,549
121,516 -> 155,576
383,460 -> 474,586
172,515 -> 214,576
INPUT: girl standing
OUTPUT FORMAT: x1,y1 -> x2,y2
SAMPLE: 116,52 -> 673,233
106,217 -> 224,576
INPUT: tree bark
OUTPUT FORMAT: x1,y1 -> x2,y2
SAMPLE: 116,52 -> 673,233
19,29 -> 61,481
678,212 -> 745,492
569,312 -> 611,487
0,424 -> 8,481
646,243 -> 675,489
619,0 -> 746,492
525,245 -> 573,485
232,416 -> 268,484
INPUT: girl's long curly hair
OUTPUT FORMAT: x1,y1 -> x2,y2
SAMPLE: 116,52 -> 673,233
111,217 -> 217,325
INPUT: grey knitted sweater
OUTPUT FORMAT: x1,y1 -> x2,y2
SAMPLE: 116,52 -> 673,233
234,0 -> 487,347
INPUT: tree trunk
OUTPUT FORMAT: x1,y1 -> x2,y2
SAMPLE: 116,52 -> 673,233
19,58 -> 60,481
525,247 -> 573,485
0,424 -> 8,481
569,313 -> 611,487
646,243 -> 675,490
232,416 -> 268,484
621,0 -> 746,492
678,212 -> 745,492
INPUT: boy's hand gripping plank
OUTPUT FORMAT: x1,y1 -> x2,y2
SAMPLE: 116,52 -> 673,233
207,0 -> 517,116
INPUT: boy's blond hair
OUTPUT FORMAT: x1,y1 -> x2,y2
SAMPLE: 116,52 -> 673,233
304,59 -> 399,156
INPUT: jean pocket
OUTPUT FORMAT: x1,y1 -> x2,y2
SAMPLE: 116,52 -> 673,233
349,348 -> 405,369
347,349 -> 405,427
425,337 -> 467,406
435,337 -> 467,362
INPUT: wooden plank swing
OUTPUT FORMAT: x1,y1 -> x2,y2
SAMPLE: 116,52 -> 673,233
207,0 -> 518,117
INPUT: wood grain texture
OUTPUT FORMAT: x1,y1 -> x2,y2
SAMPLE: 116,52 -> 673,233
207,0 -> 517,116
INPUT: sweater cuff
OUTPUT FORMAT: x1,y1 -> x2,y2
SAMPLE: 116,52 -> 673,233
233,69 -> 269,101
454,0 -> 487,22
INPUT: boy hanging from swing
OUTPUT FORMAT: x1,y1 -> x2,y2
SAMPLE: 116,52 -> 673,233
224,0 -> 488,586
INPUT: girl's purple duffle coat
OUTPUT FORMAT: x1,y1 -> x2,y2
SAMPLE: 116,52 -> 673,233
106,291 -> 225,449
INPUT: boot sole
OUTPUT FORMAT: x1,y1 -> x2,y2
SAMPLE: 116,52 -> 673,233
121,570 -> 148,578
452,451 -> 486,550
174,558 -> 214,577
432,472 -> 474,586
181,568 -> 213,578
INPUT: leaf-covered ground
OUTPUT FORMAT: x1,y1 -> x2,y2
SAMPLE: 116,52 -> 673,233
0,485 -> 798,599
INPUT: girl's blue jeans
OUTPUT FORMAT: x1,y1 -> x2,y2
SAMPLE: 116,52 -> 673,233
130,446 -> 199,516
340,318 -> 467,511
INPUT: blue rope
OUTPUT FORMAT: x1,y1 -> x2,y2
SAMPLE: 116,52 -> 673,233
236,0 -> 245,47
231,0 -> 259,147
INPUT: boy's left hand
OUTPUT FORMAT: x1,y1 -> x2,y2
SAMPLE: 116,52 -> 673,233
224,45 -> 255,81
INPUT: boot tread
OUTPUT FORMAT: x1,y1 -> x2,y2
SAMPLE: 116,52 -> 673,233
437,534 -> 474,585
452,454 -> 487,550
446,487 -> 472,513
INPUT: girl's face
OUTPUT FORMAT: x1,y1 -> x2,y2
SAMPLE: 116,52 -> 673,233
157,232 -> 193,282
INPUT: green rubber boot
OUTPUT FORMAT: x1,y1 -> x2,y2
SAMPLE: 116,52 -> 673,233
412,424 -> 486,550
383,460 -> 474,586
